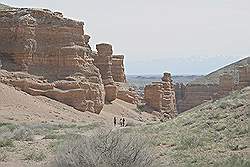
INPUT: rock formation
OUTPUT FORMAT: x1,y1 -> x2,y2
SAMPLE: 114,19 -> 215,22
144,84 -> 163,111
175,57 -> 250,113
174,83 -> 186,111
111,55 -> 126,82
0,8 -> 105,113
116,86 -> 139,104
219,72 -> 234,95
144,72 -> 177,118
177,84 -> 219,113
93,43 -> 117,103
161,73 -> 177,113
238,64 -> 250,89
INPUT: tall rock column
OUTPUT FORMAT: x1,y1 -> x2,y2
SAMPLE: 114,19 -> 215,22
161,72 -> 177,117
144,72 -> 177,118
111,55 -> 126,82
94,43 -> 117,103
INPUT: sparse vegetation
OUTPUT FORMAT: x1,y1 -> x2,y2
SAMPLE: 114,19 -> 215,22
0,87 -> 248,166
0,138 -> 14,148
130,87 -> 250,166
214,155 -> 250,167
24,151 -> 47,162
12,126 -> 33,141
176,134 -> 204,150
0,152 -> 7,162
76,122 -> 101,131
55,130 -> 156,167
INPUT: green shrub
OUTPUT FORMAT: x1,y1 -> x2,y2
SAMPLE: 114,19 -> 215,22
0,138 -> 14,148
177,134 -> 204,150
12,126 -> 33,141
214,155 -> 250,167
24,151 -> 46,162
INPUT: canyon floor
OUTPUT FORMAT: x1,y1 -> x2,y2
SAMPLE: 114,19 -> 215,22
0,83 -> 249,167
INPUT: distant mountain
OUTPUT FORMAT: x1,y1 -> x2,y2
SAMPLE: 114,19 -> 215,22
190,57 -> 250,85
127,74 -> 201,89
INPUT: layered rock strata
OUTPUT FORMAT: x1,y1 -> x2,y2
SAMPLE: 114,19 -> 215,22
238,64 -> 250,89
93,43 -> 117,103
111,55 -> 126,82
177,84 -> 219,113
219,72 -> 234,95
0,8 -> 104,113
176,58 -> 250,113
144,72 -> 177,118
116,84 -> 140,104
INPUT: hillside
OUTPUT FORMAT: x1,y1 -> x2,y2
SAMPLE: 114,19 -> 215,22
0,82 -> 157,167
133,86 -> 250,166
0,83 -> 249,166
190,57 -> 249,85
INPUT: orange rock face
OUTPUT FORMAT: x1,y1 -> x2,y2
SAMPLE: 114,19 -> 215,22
117,87 -> 140,104
111,55 -> 126,83
93,43 -> 117,103
144,72 -> 177,118
0,8 -> 105,114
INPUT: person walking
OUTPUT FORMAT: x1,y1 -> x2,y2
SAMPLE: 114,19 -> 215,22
120,118 -> 123,127
113,117 -> 117,126
122,118 -> 126,127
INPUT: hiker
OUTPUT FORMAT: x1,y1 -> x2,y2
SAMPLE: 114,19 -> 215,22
113,117 -> 117,126
122,118 -> 126,127
120,118 -> 123,126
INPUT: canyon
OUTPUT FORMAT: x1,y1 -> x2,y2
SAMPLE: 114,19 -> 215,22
0,8 -> 128,114
175,57 -> 250,113
0,4 -> 249,118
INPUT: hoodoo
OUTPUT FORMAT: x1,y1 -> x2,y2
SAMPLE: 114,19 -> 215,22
111,55 -> 126,83
144,72 -> 177,118
93,43 -> 118,103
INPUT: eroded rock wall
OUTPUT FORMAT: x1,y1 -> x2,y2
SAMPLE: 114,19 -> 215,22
176,64 -> 250,113
111,55 -> 126,83
0,8 -> 104,113
177,84 -> 219,113
144,72 -> 177,118
238,64 -> 250,89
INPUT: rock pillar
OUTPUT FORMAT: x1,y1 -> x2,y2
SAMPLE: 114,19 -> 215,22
111,55 -> 126,82
94,43 -> 117,103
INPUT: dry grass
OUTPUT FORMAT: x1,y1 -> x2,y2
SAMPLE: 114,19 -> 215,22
55,129 -> 156,167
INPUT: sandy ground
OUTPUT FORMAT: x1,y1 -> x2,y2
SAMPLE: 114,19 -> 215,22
0,82 -> 159,167
0,83 -> 157,125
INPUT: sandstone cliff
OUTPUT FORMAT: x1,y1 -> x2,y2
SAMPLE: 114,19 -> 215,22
0,8 -> 105,113
175,57 -> 250,113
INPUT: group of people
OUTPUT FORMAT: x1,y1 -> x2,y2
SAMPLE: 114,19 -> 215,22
113,117 -> 126,127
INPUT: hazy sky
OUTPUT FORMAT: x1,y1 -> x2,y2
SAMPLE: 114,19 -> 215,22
2,0 -> 250,75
